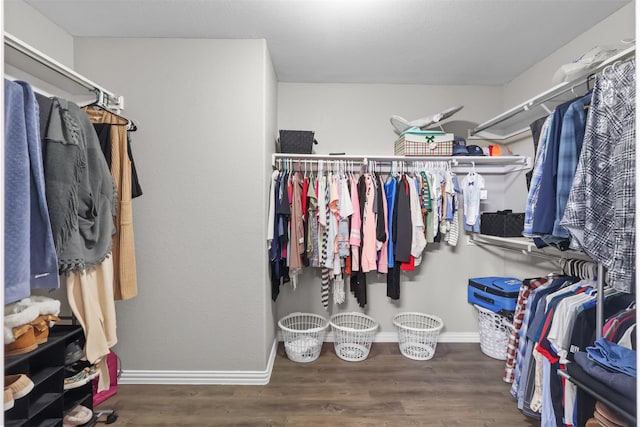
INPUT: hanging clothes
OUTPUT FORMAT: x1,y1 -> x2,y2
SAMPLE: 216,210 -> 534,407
561,59 -> 636,293
83,106 -> 139,300
4,79 -> 59,304
44,98 -> 116,273
40,97 -> 118,393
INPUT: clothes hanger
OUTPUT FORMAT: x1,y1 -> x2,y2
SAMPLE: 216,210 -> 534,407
83,89 -> 138,132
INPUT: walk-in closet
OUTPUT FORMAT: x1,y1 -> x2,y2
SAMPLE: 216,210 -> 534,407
3,1 -> 637,426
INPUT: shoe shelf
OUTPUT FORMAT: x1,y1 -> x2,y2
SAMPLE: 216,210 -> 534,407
5,324 -> 94,427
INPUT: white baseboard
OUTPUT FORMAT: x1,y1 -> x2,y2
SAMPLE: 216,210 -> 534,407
119,337 -> 278,385
119,332 -> 480,385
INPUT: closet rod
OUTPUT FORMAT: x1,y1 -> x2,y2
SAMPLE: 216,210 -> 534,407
596,262 -> 604,340
272,153 -> 529,167
470,45 -> 635,136
4,32 -> 124,110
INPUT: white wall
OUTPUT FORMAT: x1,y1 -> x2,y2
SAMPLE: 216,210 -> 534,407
74,38 -> 275,372
4,0 -> 74,67
262,43 -> 279,363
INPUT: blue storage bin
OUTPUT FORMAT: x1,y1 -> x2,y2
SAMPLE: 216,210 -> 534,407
468,277 -> 522,315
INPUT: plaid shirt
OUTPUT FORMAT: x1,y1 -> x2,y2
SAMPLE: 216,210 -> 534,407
561,59 -> 635,292
503,277 -> 549,383
523,115 -> 553,237
553,92 -> 592,238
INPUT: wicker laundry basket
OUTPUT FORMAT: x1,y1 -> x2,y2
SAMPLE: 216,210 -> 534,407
329,312 -> 378,362
393,312 -> 444,361
278,312 -> 329,363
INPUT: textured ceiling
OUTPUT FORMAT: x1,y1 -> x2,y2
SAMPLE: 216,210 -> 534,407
25,0 -> 632,85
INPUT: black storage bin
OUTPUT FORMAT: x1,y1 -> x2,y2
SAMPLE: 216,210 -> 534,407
480,210 -> 525,237
278,130 -> 318,154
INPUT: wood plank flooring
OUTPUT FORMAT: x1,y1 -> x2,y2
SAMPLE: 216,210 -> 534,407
96,343 -> 538,426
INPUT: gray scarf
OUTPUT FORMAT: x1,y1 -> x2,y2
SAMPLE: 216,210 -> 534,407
44,98 -> 115,273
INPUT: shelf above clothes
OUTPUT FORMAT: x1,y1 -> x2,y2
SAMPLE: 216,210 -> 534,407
466,233 -> 593,262
272,153 -> 531,174
468,45 -> 636,144
4,32 -> 125,111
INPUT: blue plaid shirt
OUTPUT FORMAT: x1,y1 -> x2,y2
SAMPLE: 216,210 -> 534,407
553,92 -> 592,237
523,115 -> 553,237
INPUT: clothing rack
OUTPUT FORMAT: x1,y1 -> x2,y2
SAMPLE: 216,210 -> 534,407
469,44 -> 635,142
272,153 -> 530,174
4,32 -> 125,111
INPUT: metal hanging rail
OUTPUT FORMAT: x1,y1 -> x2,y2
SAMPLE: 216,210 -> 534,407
272,153 -> 531,174
4,32 -> 124,110
470,44 -> 636,139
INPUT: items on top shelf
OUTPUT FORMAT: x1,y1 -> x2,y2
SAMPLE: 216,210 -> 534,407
469,45 -> 635,143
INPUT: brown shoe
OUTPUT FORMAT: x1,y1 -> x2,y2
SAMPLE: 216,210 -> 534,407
5,324 -> 38,356
5,374 -> 34,400
4,302 -> 40,357
31,314 -> 61,344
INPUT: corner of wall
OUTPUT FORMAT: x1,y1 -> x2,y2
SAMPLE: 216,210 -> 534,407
4,0 -> 75,67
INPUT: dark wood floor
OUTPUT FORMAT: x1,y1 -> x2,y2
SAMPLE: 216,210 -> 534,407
96,343 -> 538,426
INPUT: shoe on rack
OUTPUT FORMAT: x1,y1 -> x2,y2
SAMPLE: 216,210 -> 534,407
23,296 -> 61,344
63,369 -> 89,390
64,341 -> 84,366
63,404 -> 93,427
4,303 -> 39,356
4,388 -> 14,411
5,374 -> 34,401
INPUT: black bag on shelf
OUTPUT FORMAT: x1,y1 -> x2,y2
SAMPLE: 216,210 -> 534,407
277,130 -> 318,154
480,210 -> 525,237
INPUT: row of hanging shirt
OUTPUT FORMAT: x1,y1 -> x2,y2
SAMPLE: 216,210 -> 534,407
504,272 -> 634,427
524,57 -> 636,293
267,159 -> 484,308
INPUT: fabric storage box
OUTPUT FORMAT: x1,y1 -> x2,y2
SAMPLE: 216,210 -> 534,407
468,276 -> 521,315
277,130 -> 318,154
480,210 -> 525,237
394,130 -> 454,156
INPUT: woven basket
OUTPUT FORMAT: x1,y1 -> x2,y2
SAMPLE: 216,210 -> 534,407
393,312 -> 444,361
474,305 -> 511,360
329,312 -> 378,362
278,312 -> 329,363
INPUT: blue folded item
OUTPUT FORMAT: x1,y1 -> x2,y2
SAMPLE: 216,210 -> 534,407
574,351 -> 636,398
586,337 -> 636,377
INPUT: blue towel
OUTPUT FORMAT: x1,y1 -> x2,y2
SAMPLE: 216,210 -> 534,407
4,80 -> 59,304
5,79 -> 31,304
15,81 -> 59,290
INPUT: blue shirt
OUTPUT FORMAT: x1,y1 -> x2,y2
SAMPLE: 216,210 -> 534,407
553,92 -> 592,237
524,115 -> 553,237
384,177 -> 397,267
532,99 -> 575,235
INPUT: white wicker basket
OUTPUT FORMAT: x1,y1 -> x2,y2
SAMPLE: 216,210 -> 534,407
393,312 -> 444,361
474,305 -> 511,360
329,312 -> 378,362
278,312 -> 329,363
